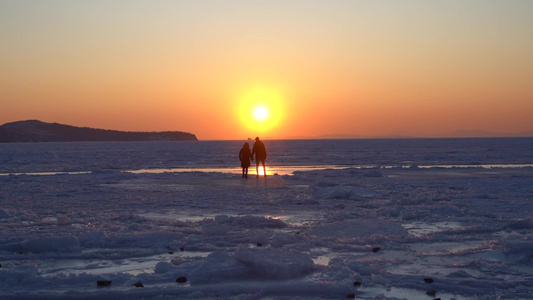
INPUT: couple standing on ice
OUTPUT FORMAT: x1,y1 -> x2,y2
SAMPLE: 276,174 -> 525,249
239,137 -> 267,178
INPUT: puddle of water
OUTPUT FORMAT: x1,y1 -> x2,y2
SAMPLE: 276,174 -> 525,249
403,221 -> 463,237
312,255 -> 332,266
125,165 -> 349,176
140,210 -> 215,222
28,250 -> 212,277
0,171 -> 92,176
308,247 -> 332,266
264,214 -> 316,227
409,240 -> 490,256
138,210 -> 322,227
417,163 -> 533,169
106,182 -> 196,192
2,164 -> 531,177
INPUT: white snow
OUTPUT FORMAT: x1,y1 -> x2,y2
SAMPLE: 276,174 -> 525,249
0,139 -> 532,299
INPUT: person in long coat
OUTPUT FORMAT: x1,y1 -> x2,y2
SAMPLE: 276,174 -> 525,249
251,137 -> 267,177
239,142 -> 252,178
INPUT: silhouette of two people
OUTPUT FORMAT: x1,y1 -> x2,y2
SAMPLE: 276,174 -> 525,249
239,137 -> 267,178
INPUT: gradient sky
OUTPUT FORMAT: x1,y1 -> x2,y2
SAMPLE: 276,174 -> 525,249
1,0 -> 532,140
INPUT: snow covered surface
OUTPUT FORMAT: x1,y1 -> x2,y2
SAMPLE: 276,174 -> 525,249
0,139 -> 532,299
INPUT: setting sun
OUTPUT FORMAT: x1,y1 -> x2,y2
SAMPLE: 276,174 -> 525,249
238,87 -> 284,135
253,106 -> 269,121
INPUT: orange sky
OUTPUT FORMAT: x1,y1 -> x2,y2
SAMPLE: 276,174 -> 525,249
1,1 -> 532,140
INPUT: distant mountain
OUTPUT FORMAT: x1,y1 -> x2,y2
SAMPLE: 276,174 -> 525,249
288,129 -> 533,140
0,120 -> 198,143
315,133 -> 414,139
450,129 -> 533,138
315,134 -> 366,139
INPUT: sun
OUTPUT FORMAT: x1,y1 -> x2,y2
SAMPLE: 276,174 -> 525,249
253,106 -> 269,121
238,87 -> 284,133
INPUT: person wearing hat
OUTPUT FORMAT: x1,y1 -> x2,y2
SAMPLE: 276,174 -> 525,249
251,137 -> 267,177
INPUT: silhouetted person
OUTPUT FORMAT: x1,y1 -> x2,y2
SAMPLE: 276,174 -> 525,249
239,142 -> 252,178
251,137 -> 267,177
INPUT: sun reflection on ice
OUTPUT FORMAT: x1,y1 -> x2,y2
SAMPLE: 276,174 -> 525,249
265,215 -> 287,220
256,166 -> 268,176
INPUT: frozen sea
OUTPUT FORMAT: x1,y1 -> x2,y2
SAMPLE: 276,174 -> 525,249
0,138 -> 532,300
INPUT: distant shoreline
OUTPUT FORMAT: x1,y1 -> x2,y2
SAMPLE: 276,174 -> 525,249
284,133 -> 533,140
203,136 -> 533,142
0,120 -> 198,143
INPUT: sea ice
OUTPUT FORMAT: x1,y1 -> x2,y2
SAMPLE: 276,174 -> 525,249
1,139 -> 532,299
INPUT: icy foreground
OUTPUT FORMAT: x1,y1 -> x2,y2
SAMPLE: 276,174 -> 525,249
1,138 -> 533,299
1,166 -> 531,299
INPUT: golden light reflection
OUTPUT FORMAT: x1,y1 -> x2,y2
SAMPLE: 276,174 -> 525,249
238,87 -> 284,133
265,215 -> 288,221
256,165 -> 267,176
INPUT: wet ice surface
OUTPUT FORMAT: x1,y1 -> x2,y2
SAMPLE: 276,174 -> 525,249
1,139 -> 532,299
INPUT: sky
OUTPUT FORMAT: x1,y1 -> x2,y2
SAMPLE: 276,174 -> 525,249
1,0 -> 532,140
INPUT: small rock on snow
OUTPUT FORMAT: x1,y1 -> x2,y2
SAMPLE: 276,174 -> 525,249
97,280 -> 112,287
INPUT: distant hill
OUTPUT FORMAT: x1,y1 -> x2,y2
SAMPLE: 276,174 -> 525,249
287,129 -> 532,140
315,133 -> 415,139
450,129 -> 533,138
0,120 -> 198,143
